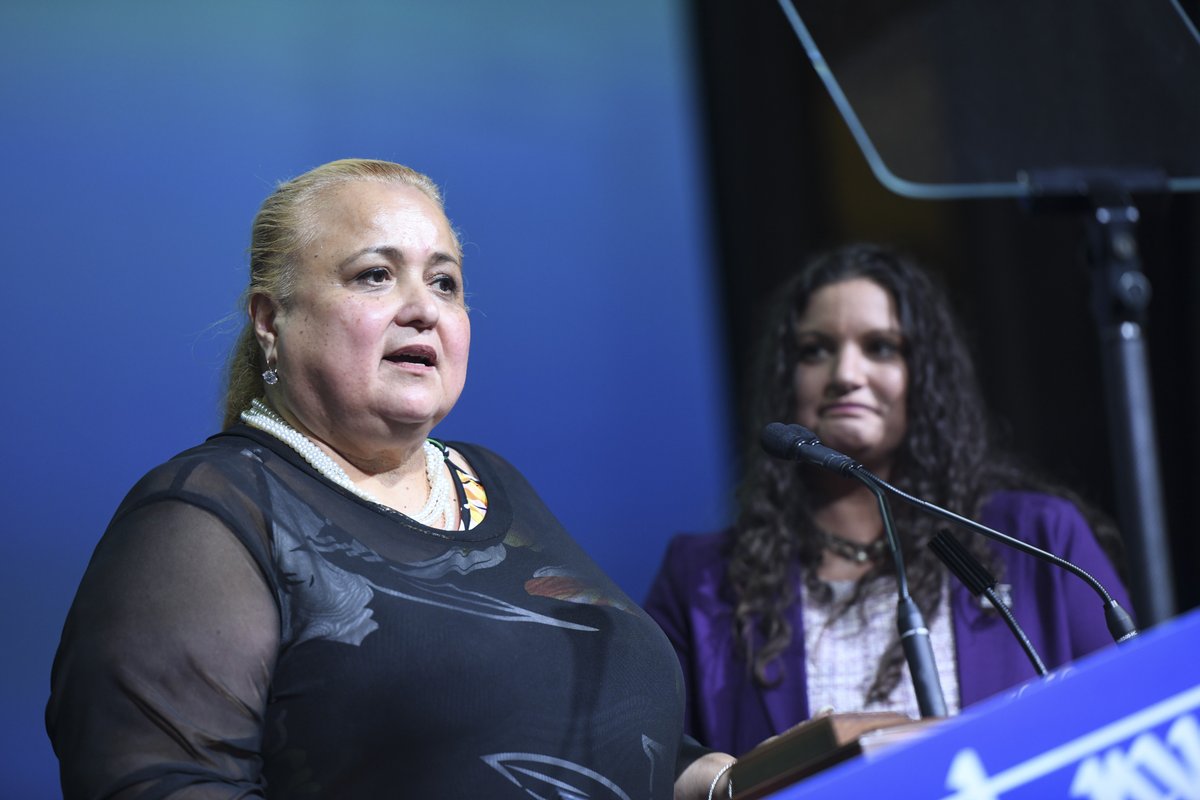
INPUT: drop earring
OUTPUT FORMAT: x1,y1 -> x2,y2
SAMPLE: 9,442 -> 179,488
262,359 -> 279,386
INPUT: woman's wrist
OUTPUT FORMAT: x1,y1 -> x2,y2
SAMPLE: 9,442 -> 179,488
676,751 -> 736,800
707,758 -> 736,800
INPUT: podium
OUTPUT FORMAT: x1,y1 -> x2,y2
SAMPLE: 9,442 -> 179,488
764,607 -> 1200,798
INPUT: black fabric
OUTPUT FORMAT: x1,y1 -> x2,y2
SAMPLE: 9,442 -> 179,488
47,426 -> 692,798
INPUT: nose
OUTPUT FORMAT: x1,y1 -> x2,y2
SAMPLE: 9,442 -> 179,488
828,345 -> 866,393
393,277 -> 440,330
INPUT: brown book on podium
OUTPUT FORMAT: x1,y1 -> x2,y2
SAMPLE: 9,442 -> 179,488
730,712 -> 942,800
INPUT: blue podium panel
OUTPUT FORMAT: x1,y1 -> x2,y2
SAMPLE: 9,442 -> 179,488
767,607 -> 1200,799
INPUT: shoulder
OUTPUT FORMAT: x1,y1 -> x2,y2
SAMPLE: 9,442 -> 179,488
976,491 -> 1132,647
443,440 -> 550,500
977,490 -> 1111,570
662,530 -> 733,565
90,431 -> 285,600
109,428 -> 297,544
649,530 -> 733,592
979,491 -> 1091,538
644,530 -> 736,629
118,430 -> 277,503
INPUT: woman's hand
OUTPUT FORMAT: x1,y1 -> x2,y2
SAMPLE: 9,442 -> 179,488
674,750 -> 736,800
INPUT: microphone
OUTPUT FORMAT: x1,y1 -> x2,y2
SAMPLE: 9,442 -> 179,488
762,423 -> 1139,644
929,530 -> 1048,677
761,422 -> 860,476
761,422 -> 948,718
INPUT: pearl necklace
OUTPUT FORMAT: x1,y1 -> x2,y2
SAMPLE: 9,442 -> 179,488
240,399 -> 457,529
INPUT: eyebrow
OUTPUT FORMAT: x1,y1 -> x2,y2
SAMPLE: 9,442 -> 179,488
794,327 -> 904,338
338,246 -> 462,269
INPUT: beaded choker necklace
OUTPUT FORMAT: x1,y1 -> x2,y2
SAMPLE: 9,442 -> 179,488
240,398 -> 458,529
818,529 -> 889,564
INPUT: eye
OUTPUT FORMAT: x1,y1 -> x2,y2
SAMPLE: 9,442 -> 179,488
865,335 -> 904,360
354,267 -> 392,287
431,273 -> 461,296
795,338 -> 832,363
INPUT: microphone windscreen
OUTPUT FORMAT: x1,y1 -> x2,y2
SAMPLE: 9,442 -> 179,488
760,422 -> 801,458
930,530 -> 996,597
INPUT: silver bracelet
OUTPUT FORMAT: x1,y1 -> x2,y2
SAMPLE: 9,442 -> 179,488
707,760 -> 735,800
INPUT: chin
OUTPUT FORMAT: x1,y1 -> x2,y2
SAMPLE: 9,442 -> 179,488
377,391 -> 448,419
374,405 -> 440,429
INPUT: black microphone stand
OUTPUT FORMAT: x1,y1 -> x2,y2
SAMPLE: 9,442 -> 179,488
850,472 -> 948,718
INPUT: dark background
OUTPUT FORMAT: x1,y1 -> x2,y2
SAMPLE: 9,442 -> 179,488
690,0 -> 1200,616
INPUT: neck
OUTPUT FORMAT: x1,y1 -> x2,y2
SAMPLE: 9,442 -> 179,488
809,474 -> 888,582
242,399 -> 451,525
810,476 -> 883,546
264,395 -> 429,482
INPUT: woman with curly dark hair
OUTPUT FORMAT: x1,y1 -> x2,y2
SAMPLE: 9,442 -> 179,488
643,243 -> 1130,756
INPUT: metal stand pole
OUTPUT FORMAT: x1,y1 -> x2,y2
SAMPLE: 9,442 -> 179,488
1084,184 -> 1176,626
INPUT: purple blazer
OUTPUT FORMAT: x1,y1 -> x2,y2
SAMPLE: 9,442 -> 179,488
643,491 -> 1132,756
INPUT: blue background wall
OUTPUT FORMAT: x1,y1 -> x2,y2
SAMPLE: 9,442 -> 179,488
0,2 -> 732,794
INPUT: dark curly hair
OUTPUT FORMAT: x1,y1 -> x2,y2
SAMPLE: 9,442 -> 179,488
727,243 -> 1123,701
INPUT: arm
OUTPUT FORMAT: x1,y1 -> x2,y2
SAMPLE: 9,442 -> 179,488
651,538 -> 737,798
47,501 -> 279,799
644,535 -> 703,736
674,751 -> 736,800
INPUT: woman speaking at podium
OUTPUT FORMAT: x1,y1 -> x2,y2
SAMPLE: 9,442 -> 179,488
46,159 -> 735,798
644,243 -> 1131,756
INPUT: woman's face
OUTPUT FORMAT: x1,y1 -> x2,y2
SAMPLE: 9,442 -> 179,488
255,180 -> 470,458
791,277 -> 907,476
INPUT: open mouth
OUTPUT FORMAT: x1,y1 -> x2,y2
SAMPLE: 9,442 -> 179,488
384,345 -> 437,367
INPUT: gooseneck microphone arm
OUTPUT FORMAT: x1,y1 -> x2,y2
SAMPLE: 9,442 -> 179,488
865,472 -> 1138,642
761,423 -> 1139,644
761,423 -> 948,718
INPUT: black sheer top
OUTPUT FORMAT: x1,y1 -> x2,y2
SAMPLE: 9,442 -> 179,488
47,426 -> 699,798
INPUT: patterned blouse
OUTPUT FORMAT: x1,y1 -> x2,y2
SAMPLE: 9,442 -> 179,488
47,425 -> 703,798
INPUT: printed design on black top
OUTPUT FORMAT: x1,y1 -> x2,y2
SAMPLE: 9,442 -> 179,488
525,565 -> 638,614
481,749 -> 640,800
641,735 -> 667,797
266,474 -> 599,648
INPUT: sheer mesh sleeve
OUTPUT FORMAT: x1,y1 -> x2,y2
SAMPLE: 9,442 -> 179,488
675,734 -> 713,779
47,500 -> 280,799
